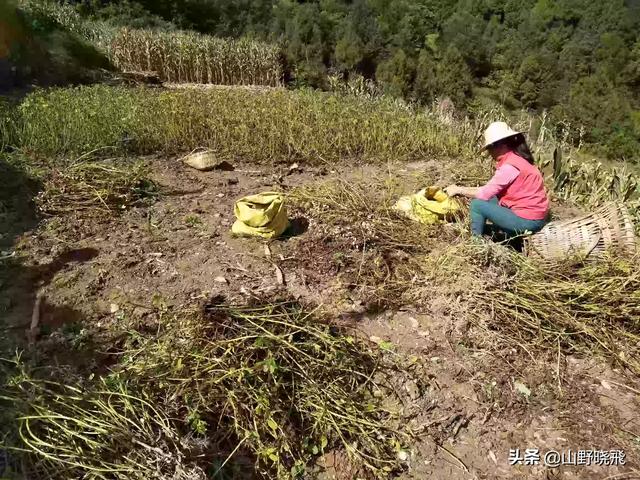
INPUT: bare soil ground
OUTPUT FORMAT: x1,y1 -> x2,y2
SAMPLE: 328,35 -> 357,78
1,156 -> 638,480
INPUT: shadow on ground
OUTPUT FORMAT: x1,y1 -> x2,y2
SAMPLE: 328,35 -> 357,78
0,153 -> 103,329
0,154 -> 42,331
0,156 -> 105,477
0,156 -> 259,479
284,216 -> 310,237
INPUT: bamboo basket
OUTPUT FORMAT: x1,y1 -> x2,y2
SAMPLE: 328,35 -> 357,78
523,202 -> 636,261
181,150 -> 218,171
181,149 -> 234,171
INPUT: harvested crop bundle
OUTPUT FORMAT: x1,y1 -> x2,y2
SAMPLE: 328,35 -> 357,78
2,302 -> 425,479
36,160 -> 158,216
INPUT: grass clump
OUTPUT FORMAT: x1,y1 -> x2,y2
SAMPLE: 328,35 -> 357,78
11,85 -> 477,162
0,99 -> 16,151
35,160 -> 158,216
435,242 -> 640,376
122,302 -> 417,478
483,254 -> 640,375
2,302 -> 422,479
1,361 -> 201,480
108,28 -> 282,86
290,177 -> 469,307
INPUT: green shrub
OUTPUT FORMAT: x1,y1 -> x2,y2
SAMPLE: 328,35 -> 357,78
414,46 -> 473,105
17,0 -> 85,36
552,75 -> 640,161
376,49 -> 416,98
12,85 -> 477,163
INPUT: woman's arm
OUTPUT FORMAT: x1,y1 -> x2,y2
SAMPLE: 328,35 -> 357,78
445,165 -> 520,199
444,186 -> 481,198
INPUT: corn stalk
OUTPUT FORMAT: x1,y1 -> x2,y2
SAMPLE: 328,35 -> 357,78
108,28 -> 283,86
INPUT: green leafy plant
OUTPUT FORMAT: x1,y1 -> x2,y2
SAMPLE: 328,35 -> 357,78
2,302 -> 424,479
184,214 -> 202,227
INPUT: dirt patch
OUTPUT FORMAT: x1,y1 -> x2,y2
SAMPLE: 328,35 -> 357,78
1,156 -> 638,479
355,309 -> 640,480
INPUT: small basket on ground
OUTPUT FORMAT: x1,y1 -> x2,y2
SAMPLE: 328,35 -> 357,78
523,202 -> 636,261
181,149 -> 234,171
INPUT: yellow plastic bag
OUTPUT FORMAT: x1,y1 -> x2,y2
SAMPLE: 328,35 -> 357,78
231,192 -> 289,239
393,186 -> 461,225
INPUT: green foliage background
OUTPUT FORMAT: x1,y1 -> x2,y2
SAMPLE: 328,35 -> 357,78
8,0 -> 640,160
64,0 -> 640,160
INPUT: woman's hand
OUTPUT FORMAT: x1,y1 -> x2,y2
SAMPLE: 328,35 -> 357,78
445,185 -> 481,198
444,184 -> 460,197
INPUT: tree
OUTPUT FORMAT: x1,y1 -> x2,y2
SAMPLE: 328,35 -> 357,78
623,40 -> 640,88
515,53 -> 559,109
376,49 -> 414,98
334,26 -> 364,71
442,6 -> 492,77
413,49 -> 438,103
555,74 -> 638,158
414,46 -> 472,105
275,2 -> 330,87
596,33 -> 629,85
391,3 -> 436,53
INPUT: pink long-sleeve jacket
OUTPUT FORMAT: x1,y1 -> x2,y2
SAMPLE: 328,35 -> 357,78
475,151 -> 549,220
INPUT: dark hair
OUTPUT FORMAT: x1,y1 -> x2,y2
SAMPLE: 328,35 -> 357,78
492,133 -> 535,164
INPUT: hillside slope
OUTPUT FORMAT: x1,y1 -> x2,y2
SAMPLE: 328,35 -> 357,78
0,1 -> 110,90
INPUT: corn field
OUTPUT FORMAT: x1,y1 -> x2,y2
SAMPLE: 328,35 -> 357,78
108,28 -> 282,86
16,1 -> 282,86
540,147 -> 640,231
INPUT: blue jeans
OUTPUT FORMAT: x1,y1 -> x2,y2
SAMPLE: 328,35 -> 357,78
470,197 -> 547,238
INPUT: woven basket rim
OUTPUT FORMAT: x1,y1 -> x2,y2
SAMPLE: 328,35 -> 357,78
524,201 -> 636,260
181,148 -> 214,161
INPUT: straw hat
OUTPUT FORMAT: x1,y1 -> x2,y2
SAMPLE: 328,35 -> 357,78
482,121 -> 523,149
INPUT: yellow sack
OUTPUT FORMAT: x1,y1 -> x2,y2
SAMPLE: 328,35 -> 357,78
231,192 -> 289,239
393,186 -> 461,225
